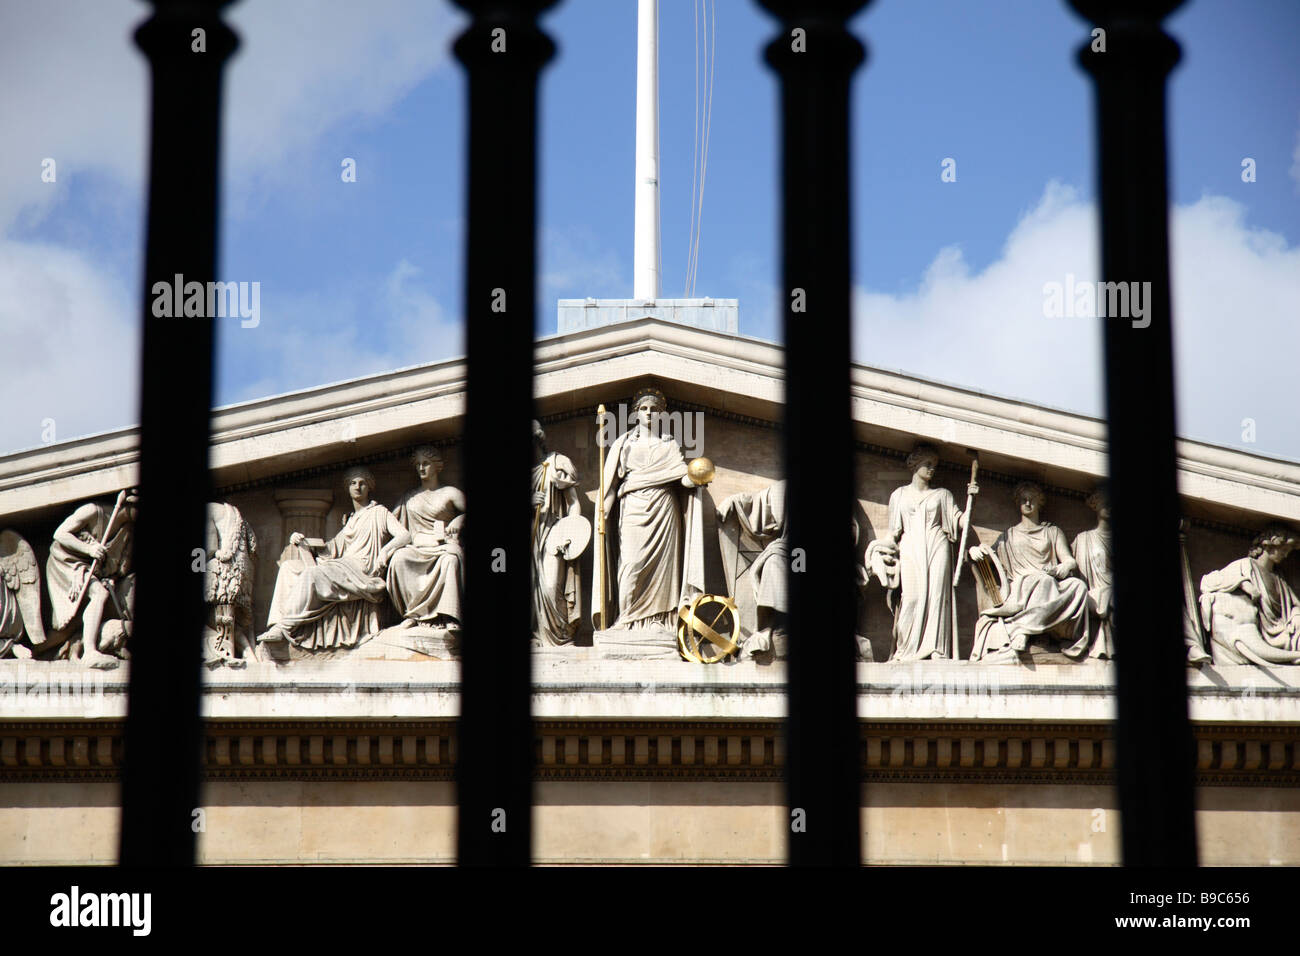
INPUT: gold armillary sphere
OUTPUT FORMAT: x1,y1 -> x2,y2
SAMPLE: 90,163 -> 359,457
677,593 -> 739,663
687,456 -> 715,486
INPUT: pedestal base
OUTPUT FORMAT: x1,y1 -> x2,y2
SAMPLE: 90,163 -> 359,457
593,625 -> 680,661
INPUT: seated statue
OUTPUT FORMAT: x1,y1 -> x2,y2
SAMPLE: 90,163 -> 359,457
1199,524 -> 1300,666
44,490 -> 139,669
0,530 -> 47,658
969,482 -> 1092,663
387,446 -> 465,633
258,468 -> 410,652
202,502 -> 258,667
717,480 -> 790,661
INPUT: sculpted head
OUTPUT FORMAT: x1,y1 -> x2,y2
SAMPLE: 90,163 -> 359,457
121,488 -> 141,524
1012,481 -> 1046,521
631,386 -> 667,433
905,444 -> 940,484
1248,525 -> 1300,565
1085,487 -> 1110,522
343,466 -> 377,504
411,445 -> 444,483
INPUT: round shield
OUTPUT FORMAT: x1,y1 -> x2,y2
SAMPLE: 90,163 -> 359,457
545,514 -> 592,560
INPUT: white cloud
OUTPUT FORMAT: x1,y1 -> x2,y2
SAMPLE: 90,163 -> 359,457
0,0 -> 460,230
853,182 -> 1300,460
0,239 -> 138,454
0,0 -> 464,454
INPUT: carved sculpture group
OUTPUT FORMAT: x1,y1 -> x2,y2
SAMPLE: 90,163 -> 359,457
0,403 -> 1296,673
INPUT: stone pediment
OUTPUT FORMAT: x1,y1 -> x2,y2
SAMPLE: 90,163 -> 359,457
1,318 -> 1296,525
1,318 -> 1298,697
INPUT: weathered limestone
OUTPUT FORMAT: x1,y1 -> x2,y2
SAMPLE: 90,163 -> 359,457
717,480 -> 789,660
969,482 -> 1094,664
1200,525 -> 1300,666
591,387 -> 707,659
532,421 -> 589,647
202,502 -> 258,667
257,468 -> 409,655
0,320 -> 1295,682
874,444 -> 975,662
387,446 -> 465,629
0,531 -> 45,658
44,491 -> 138,669
1071,488 -> 1115,660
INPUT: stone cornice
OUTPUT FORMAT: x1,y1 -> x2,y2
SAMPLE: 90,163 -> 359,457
1,319 -> 1295,525
1,718 -> 1295,787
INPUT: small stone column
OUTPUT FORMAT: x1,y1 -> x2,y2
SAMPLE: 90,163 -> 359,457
272,489 -> 335,558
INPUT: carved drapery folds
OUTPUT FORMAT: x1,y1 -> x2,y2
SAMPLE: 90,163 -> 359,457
1200,525 -> 1300,667
0,428 -> 1297,677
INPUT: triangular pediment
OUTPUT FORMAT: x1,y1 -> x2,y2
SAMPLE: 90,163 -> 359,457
1,318 -> 1296,530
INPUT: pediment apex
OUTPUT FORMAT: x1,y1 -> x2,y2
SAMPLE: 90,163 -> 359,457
0,318 -> 1296,526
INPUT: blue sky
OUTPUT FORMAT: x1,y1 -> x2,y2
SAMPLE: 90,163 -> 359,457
2,0 -> 1298,460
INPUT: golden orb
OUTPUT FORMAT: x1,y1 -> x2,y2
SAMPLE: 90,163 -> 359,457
687,457 -> 715,486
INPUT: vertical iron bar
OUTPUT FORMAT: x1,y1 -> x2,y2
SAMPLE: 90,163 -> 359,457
759,0 -> 870,866
120,0 -> 238,865
452,0 -> 556,866
1068,0 -> 1197,865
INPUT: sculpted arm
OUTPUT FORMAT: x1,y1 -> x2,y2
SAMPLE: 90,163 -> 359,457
716,490 -> 754,524
563,484 -> 582,519
54,504 -> 105,562
445,487 -> 467,536
378,509 -> 412,569
1050,526 -> 1078,579
1201,560 -> 1254,600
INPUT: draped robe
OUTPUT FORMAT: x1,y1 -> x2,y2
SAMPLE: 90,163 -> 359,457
268,501 -> 400,650
532,453 -> 581,646
1200,557 -> 1300,664
1071,526 -> 1116,658
46,503 -> 132,633
591,428 -> 704,639
387,487 -> 464,626
718,480 -> 789,657
887,484 -> 961,661
971,522 -> 1091,660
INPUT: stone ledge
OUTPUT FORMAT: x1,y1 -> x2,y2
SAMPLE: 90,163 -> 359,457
1,659 -> 1296,722
1,718 -> 1296,787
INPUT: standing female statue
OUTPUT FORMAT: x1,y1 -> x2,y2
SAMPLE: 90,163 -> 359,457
1071,488 -> 1116,659
259,467 -> 410,652
591,387 -> 704,645
876,445 -> 975,661
387,446 -> 466,632
531,423 -> 587,646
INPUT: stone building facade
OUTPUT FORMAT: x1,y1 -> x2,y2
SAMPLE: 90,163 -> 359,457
1,319 -> 1297,864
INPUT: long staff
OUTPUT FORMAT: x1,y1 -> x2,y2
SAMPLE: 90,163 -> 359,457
950,452 -> 979,660
68,489 -> 128,612
532,460 -> 549,547
596,405 -> 608,629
